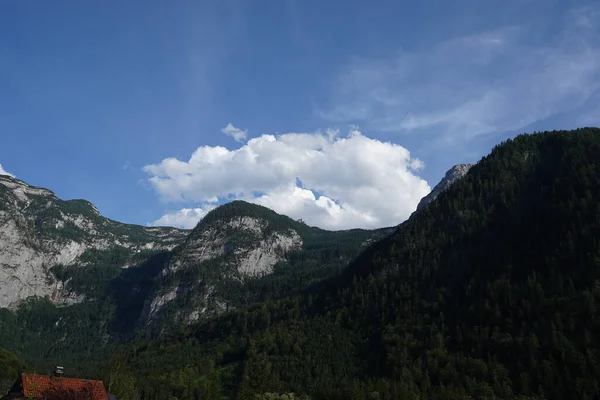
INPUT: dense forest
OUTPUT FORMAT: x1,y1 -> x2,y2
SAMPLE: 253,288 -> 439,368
119,128 -> 600,399
0,200 -> 387,380
2,128 -> 600,400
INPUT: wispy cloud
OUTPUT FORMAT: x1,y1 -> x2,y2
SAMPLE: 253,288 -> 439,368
221,123 -> 248,142
319,4 -> 600,141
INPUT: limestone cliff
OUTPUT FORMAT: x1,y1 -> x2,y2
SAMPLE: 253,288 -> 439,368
0,175 -> 187,309
138,201 -> 387,326
415,164 -> 473,212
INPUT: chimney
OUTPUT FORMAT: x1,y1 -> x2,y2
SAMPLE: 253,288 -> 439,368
52,366 -> 64,378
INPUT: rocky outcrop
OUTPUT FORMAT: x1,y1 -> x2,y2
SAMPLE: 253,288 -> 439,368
0,175 -> 187,309
237,229 -> 302,275
142,215 -> 303,323
415,164 -> 473,212
169,216 -> 302,276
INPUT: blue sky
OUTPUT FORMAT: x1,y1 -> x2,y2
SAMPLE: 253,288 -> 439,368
1,0 -> 599,230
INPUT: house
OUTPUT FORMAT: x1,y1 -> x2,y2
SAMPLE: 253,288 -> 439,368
2,367 -> 109,400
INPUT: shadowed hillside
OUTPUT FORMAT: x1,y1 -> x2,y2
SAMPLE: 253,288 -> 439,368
125,128 -> 600,400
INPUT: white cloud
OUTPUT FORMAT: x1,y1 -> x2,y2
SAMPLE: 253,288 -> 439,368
319,5 -> 600,141
0,163 -> 14,178
221,123 -> 248,142
145,128 -> 430,230
151,206 -> 216,229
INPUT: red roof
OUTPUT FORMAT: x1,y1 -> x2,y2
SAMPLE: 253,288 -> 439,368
21,373 -> 109,400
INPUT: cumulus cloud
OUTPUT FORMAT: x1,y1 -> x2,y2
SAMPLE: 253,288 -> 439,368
221,123 -> 248,142
151,206 -> 216,229
145,128 -> 430,230
0,163 -> 15,178
319,5 -> 600,141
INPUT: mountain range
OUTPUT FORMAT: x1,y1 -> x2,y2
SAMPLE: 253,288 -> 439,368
0,171 -> 400,363
1,127 -> 599,400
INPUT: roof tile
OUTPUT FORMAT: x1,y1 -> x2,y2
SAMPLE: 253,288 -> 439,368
21,373 -> 109,400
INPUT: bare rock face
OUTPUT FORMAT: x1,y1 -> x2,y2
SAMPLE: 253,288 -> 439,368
236,229 -> 303,275
136,201 -> 393,327
169,216 -> 302,276
0,175 -> 187,309
142,213 -> 303,323
415,164 -> 473,212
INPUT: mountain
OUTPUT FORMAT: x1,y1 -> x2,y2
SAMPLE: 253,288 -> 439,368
137,201 -> 391,326
122,128 -> 600,400
0,182 -> 390,372
6,127 -> 599,399
415,163 -> 472,212
0,175 -> 187,309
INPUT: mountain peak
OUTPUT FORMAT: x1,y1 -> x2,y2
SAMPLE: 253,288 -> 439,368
0,174 -> 56,201
443,163 -> 473,180
415,163 -> 473,211
195,200 -> 300,231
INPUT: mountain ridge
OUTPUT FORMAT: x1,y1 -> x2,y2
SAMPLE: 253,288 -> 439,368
136,200 -> 391,326
0,179 -> 394,374
0,174 -> 188,309
415,163 -> 473,212
6,127 -> 595,399
120,127 -> 600,400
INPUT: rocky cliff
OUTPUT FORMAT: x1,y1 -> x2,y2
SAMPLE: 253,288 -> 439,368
138,201 -> 388,325
415,163 -> 473,211
0,175 -> 187,309
168,215 -> 303,276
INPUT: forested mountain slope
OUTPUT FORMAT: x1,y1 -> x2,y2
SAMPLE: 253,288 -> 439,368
0,196 -> 389,376
137,201 -> 391,327
414,163 -> 473,212
125,128 -> 600,400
